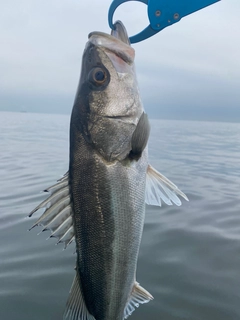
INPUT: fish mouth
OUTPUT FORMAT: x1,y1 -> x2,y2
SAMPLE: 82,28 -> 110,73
110,20 -> 130,45
88,20 -> 135,67
88,20 -> 130,45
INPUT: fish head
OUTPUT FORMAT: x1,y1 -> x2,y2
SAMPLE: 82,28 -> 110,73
71,21 -> 145,162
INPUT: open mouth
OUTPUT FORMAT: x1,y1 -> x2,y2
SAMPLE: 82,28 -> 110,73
88,21 -> 135,68
89,20 -> 130,45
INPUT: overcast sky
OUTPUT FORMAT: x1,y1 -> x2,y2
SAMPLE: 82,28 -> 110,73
0,0 -> 239,121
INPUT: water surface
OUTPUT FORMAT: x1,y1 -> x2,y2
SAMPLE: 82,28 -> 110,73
1,111 -> 240,320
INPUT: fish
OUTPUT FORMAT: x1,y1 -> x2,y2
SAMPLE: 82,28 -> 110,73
29,20 -> 188,320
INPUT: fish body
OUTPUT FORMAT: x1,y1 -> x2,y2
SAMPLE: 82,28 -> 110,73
68,22 -> 150,320
29,21 -> 188,320
70,140 -> 148,320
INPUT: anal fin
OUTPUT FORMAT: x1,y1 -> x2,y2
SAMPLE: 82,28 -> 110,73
124,282 -> 153,319
63,273 -> 95,320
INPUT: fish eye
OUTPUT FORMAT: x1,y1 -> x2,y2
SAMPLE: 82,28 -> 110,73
94,69 -> 106,83
88,67 -> 108,87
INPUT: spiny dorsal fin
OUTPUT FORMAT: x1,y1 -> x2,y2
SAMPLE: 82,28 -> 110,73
124,282 -> 153,319
130,112 -> 150,160
63,273 -> 95,320
29,172 -> 75,249
145,164 -> 189,206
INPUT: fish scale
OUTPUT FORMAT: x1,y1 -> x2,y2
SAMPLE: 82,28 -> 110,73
70,124 -> 146,319
70,140 -> 117,319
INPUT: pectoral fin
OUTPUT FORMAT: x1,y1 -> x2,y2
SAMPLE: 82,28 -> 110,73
124,282 -> 153,319
130,112 -> 150,160
145,164 -> 189,206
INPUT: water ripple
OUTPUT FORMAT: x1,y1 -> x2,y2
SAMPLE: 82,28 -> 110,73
1,112 -> 240,320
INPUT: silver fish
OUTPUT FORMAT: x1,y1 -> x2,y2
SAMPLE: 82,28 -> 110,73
29,21 -> 188,320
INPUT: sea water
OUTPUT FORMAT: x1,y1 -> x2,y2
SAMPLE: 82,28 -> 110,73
1,111 -> 240,320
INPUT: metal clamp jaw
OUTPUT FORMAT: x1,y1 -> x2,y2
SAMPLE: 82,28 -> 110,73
108,0 -> 221,43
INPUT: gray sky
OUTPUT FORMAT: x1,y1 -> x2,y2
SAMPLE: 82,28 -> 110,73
0,0 -> 239,121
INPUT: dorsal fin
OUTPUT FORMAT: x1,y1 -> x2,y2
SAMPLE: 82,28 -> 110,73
28,172 -> 75,249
